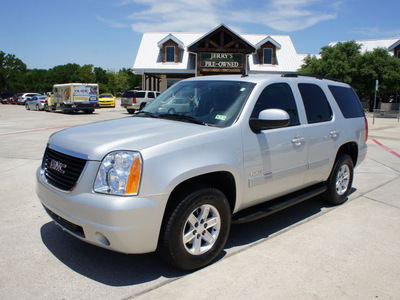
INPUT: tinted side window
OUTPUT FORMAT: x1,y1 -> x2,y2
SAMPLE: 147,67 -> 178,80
298,83 -> 332,124
148,92 -> 155,98
135,92 -> 146,98
122,91 -> 135,98
328,85 -> 365,118
251,83 -> 300,126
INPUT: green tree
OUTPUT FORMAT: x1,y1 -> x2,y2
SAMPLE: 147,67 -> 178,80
46,63 -> 81,84
0,51 -> 27,90
94,67 -> 109,93
299,41 -> 400,107
357,48 -> 400,99
299,41 -> 362,84
78,64 -> 95,83
21,69 -> 51,93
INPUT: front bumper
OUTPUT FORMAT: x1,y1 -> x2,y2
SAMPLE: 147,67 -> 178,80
36,166 -> 166,254
99,101 -> 115,107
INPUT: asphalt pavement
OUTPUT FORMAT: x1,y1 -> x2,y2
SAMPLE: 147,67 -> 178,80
1,102 -> 399,299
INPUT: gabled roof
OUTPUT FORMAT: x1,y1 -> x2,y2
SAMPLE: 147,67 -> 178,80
389,39 -> 400,51
187,23 -> 255,53
133,24 -> 308,74
157,33 -> 185,49
255,36 -> 281,49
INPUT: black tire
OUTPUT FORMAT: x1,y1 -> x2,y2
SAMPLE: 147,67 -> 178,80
158,187 -> 231,271
139,102 -> 146,111
127,109 -> 135,114
325,154 -> 354,205
84,109 -> 94,114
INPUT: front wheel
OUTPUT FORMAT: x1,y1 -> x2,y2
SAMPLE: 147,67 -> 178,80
158,187 -> 231,271
325,154 -> 354,205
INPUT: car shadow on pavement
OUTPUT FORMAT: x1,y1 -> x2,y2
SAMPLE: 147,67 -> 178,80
226,195 -> 334,249
40,223 -> 188,286
40,193 -> 352,286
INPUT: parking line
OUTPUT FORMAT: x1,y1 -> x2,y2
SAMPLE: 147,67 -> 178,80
0,125 -> 76,136
371,139 -> 400,159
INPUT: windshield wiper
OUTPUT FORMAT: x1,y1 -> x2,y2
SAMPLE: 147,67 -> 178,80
158,114 -> 208,125
134,111 -> 159,118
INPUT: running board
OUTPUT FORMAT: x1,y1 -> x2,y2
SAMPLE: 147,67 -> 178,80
232,185 -> 327,224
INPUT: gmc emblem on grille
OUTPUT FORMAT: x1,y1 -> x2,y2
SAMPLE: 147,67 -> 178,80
49,159 -> 67,174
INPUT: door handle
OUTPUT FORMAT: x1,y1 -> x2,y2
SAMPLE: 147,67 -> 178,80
291,136 -> 306,146
330,130 -> 340,138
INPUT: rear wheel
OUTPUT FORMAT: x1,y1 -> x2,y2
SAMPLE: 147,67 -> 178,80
127,109 -> 135,114
139,102 -> 146,111
325,154 -> 354,205
158,186 -> 231,271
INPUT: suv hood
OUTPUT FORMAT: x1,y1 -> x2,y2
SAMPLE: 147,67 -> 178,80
49,117 -> 218,161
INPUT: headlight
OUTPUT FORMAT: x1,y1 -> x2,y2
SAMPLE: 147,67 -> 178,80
94,151 -> 142,195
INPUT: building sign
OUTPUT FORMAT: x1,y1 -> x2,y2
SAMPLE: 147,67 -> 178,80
200,53 -> 243,69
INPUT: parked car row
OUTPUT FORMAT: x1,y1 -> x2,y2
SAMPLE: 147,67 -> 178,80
0,92 -> 21,104
2,90 -> 161,113
0,92 -> 44,105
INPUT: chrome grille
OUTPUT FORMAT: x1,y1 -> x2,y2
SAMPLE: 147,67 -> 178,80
42,147 -> 87,191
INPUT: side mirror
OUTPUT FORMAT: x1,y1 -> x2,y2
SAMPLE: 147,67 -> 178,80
249,109 -> 290,133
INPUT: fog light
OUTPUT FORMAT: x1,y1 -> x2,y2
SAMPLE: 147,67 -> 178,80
95,232 -> 110,246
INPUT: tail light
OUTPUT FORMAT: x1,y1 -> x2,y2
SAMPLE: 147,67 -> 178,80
133,97 -> 136,104
41,100 -> 45,103
364,116 -> 368,142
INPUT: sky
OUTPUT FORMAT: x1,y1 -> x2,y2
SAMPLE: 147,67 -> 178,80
1,0 -> 400,71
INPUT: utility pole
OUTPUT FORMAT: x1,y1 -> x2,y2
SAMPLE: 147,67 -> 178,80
373,80 -> 378,125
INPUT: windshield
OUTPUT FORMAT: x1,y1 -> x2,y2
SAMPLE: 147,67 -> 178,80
99,94 -> 113,98
140,80 -> 255,127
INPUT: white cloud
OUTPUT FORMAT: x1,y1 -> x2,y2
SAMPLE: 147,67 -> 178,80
120,0 -> 340,33
96,16 -> 127,28
226,0 -> 338,32
352,27 -> 400,38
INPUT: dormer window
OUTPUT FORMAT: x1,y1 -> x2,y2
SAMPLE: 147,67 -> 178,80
166,46 -> 175,62
255,36 -> 281,66
263,48 -> 273,64
157,34 -> 185,63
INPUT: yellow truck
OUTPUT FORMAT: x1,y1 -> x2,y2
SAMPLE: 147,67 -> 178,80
46,83 -> 99,114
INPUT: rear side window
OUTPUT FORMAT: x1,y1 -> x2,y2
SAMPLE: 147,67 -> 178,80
328,85 -> 365,118
122,91 -> 146,98
135,92 -> 146,98
148,92 -> 155,98
298,83 -> 332,124
122,91 -> 135,98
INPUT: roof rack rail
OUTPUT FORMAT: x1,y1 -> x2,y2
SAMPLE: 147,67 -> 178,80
281,73 -> 343,83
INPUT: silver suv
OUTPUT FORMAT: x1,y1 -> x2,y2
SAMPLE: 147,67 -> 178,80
36,74 -> 367,270
121,90 -> 160,113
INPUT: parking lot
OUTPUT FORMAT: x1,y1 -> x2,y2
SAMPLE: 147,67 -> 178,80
1,101 -> 400,299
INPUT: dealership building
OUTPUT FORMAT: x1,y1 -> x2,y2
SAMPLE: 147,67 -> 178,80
132,24 -> 308,92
